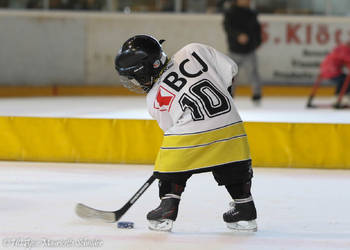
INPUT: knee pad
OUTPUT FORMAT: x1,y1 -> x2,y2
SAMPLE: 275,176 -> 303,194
212,160 -> 253,186
225,181 -> 252,199
154,172 -> 191,198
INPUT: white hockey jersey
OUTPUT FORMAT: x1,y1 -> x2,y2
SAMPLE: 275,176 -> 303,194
147,43 -> 251,173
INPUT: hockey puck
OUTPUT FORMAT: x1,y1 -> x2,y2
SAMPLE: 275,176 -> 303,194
117,221 -> 134,229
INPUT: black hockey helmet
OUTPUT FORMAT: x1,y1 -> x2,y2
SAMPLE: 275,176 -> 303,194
115,35 -> 167,93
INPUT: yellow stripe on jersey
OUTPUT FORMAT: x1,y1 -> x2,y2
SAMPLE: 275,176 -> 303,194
162,122 -> 246,148
154,122 -> 251,173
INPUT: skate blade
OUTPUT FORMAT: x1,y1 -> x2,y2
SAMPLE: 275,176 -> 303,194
148,219 -> 173,232
226,220 -> 257,232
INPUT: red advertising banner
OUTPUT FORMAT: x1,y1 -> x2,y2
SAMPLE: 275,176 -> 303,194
257,16 -> 350,85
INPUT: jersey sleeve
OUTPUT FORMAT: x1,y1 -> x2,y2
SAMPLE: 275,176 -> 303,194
146,85 -> 174,132
206,45 -> 238,88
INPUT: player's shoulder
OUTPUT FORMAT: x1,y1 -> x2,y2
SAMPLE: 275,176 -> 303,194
174,43 -> 213,59
179,43 -> 210,52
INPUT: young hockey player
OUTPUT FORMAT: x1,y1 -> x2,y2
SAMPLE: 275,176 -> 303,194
114,34 -> 257,232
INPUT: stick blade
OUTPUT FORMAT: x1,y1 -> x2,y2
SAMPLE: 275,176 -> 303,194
75,203 -> 116,223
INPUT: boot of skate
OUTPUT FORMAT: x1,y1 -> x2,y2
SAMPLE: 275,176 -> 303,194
147,182 -> 184,232
223,196 -> 257,232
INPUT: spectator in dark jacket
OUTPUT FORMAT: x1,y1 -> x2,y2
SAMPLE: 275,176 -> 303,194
224,0 -> 262,104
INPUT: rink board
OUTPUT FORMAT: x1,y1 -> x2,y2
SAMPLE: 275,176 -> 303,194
0,116 -> 349,169
0,85 -> 335,97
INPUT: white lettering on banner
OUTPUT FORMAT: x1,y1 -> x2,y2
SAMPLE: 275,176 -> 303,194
256,19 -> 350,84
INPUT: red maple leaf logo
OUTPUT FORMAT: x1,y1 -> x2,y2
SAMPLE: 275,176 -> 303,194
157,92 -> 173,107
154,86 -> 175,111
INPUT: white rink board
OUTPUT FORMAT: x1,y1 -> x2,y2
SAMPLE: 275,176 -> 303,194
0,96 -> 350,124
0,161 -> 349,250
2,11 -> 350,86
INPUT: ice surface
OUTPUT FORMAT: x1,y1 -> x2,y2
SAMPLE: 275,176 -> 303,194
0,96 -> 349,249
0,96 -> 350,123
0,161 -> 349,250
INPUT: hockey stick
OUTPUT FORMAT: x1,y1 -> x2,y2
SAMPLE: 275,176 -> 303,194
75,174 -> 156,223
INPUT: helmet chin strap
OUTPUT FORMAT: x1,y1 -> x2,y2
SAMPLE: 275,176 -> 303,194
130,55 -> 169,93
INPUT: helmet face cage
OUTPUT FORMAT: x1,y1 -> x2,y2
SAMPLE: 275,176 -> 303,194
115,35 -> 167,93
119,75 -> 149,94
116,61 -> 154,93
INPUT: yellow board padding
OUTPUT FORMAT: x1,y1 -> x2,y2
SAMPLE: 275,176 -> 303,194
0,117 -> 349,169
162,122 -> 246,148
0,117 -> 162,164
245,122 -> 350,169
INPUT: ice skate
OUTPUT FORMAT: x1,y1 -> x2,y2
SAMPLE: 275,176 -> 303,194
147,194 -> 180,232
252,94 -> 262,106
223,196 -> 257,232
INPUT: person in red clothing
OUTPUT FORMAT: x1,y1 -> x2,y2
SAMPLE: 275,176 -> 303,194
320,42 -> 350,95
